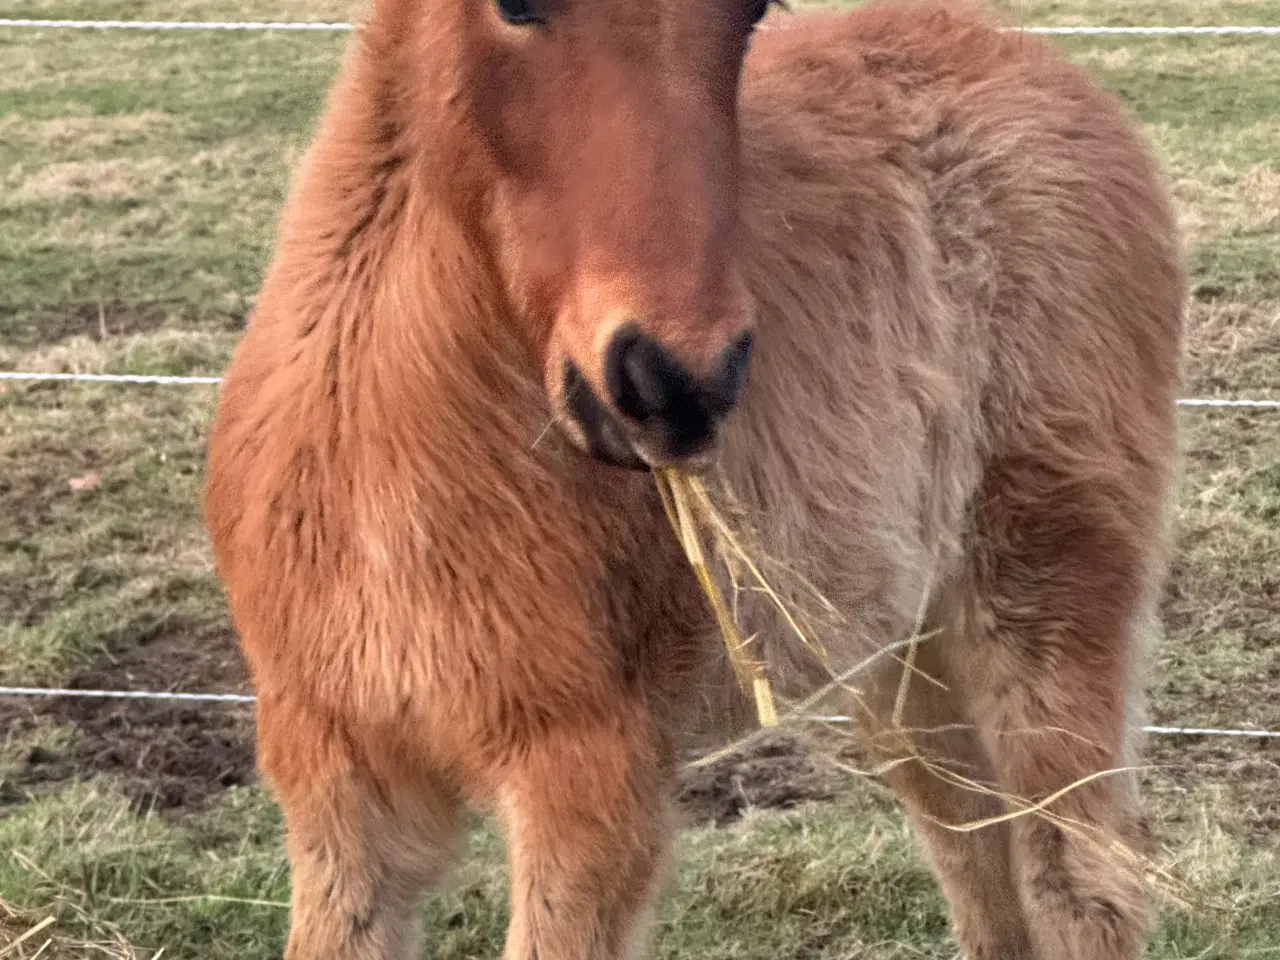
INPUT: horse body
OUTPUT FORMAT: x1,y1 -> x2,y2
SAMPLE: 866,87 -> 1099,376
725,5 -> 1180,709
204,2 -> 1184,958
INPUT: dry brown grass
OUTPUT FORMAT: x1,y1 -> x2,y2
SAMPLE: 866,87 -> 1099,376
16,159 -> 177,202
0,113 -> 179,154
0,897 -> 148,960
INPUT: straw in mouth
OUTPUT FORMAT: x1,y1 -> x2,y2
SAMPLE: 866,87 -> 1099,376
653,467 -> 779,727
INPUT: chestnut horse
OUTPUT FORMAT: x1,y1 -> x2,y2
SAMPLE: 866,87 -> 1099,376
203,0 -> 1184,957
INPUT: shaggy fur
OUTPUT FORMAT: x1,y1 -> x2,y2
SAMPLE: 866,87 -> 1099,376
203,1 -> 1185,958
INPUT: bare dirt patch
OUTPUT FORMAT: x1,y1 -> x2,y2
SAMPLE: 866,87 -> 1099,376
0,302 -> 171,352
676,733 -> 844,826
0,622 -> 256,814
0,300 -> 249,351
0,619 -> 850,825
1,616 -> 1274,830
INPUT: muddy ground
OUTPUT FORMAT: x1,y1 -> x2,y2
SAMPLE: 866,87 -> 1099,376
2,624 -> 1276,834
0,624 -> 256,812
0,624 -> 848,826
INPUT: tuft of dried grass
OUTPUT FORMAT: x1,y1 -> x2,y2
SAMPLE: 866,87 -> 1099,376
0,903 -> 54,960
0,897 -> 149,960
16,159 -> 177,203
0,112 -> 178,153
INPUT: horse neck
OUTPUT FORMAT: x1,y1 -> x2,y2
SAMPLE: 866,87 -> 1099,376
257,34 -> 547,480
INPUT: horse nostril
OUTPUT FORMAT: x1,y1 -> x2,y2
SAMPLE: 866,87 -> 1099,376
604,325 -> 693,424
604,325 -> 755,426
602,323 -> 753,462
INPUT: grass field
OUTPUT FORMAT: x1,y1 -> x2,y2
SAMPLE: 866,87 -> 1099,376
2,0 -> 1279,956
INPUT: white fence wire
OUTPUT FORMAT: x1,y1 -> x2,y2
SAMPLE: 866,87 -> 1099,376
810,717 -> 1280,739
4,371 -> 1278,408
3,18 -> 1280,34
0,18 -> 356,31
0,686 -> 257,704
1,687 -> 1277,739
0,371 -> 224,385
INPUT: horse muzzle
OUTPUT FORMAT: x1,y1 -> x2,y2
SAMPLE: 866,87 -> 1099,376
557,324 -> 754,471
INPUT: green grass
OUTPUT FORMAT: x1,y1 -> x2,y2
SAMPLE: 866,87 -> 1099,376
2,0 -> 1279,956
2,779 -> 1276,959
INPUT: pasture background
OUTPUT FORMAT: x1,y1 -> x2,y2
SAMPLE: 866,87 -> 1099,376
1,0 -> 1278,955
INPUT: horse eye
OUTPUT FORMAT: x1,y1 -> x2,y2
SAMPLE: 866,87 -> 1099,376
496,0 -> 544,26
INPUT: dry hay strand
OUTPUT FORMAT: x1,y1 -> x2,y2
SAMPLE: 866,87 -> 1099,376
654,468 -> 1234,922
0,903 -> 55,960
656,468 -> 778,726
2,851 -> 163,960
0,897 -> 148,960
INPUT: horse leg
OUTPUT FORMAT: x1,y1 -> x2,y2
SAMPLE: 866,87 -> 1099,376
859,637 -> 1034,960
498,709 -> 672,960
955,467 -> 1160,960
258,699 -> 463,960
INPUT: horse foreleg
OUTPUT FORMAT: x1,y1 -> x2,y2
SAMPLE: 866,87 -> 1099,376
497,709 -> 673,960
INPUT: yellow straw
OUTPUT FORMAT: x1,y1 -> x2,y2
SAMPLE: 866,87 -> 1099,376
655,468 -> 778,727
